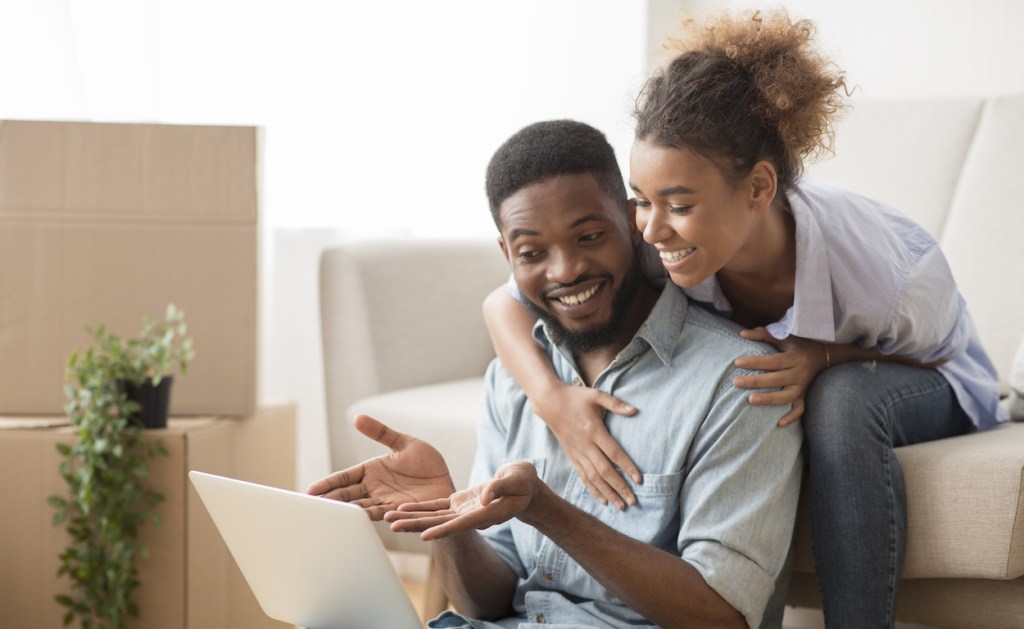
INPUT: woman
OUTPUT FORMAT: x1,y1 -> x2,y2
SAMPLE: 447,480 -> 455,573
483,10 -> 1004,628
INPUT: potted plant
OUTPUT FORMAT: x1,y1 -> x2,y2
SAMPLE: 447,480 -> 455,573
48,304 -> 195,628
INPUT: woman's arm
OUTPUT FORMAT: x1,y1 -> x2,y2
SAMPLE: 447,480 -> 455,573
733,331 -> 946,426
482,286 -> 641,508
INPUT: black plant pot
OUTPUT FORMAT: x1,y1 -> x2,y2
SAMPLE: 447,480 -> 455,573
121,377 -> 173,429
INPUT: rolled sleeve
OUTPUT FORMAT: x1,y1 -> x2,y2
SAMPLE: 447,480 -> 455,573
678,371 -> 804,628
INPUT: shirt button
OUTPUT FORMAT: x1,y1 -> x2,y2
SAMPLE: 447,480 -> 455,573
543,572 -> 553,582
572,376 -> 583,386
536,614 -> 546,623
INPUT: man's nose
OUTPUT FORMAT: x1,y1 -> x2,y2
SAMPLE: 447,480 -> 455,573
547,248 -> 587,284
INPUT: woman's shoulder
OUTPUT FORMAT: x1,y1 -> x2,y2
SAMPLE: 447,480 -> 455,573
790,177 -> 939,265
792,179 -> 934,241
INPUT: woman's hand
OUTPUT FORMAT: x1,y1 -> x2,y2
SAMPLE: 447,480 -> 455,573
733,328 -> 830,426
533,382 -> 640,510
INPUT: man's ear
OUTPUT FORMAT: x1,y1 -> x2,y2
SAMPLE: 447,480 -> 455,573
748,160 -> 778,213
626,198 -> 642,245
498,236 -> 510,263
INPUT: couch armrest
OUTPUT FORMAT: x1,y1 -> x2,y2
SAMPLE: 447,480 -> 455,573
319,239 -> 509,469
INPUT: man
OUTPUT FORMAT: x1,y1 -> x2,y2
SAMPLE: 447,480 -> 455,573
309,120 -> 802,628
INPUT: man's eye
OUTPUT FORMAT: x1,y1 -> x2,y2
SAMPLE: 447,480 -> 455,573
580,231 -> 604,243
518,249 -> 541,260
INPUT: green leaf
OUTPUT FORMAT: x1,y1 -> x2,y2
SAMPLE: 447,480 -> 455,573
56,442 -> 72,456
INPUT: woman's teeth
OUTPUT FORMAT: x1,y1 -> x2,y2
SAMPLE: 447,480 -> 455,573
557,285 -> 598,306
660,247 -> 695,263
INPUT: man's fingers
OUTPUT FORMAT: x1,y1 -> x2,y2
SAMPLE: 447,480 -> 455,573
390,513 -> 458,533
318,481 -> 370,503
349,500 -> 389,521
420,510 -> 500,541
353,413 -> 408,451
306,464 -> 364,496
394,498 -> 451,512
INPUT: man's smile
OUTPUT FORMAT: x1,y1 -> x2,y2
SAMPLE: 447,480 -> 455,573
545,279 -> 606,315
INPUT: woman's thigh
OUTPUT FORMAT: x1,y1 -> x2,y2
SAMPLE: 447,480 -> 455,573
803,361 -> 972,448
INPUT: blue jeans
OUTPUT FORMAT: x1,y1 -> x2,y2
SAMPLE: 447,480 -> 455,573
802,361 -> 973,628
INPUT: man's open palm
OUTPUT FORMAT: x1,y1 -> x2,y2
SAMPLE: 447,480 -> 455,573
306,414 -> 455,520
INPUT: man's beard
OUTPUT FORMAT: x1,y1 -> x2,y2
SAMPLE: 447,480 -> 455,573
523,250 -> 643,354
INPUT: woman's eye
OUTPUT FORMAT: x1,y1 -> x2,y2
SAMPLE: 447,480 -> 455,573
669,205 -> 692,215
634,199 -> 652,209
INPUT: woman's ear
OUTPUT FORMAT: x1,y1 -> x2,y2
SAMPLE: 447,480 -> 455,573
748,160 -> 778,212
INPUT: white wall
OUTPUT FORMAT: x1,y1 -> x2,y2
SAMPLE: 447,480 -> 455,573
0,1 -> 652,487
5,1 -> 1022,490
672,0 -> 1024,99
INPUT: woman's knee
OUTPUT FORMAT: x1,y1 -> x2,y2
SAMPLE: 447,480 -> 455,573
802,362 -> 890,453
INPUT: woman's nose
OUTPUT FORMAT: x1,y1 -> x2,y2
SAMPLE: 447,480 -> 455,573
642,205 -> 670,244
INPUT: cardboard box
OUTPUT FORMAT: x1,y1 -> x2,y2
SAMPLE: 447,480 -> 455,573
0,120 -> 259,417
0,403 -> 296,629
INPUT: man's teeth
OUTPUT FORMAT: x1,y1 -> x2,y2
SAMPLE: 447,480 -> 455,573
660,247 -> 695,263
557,285 -> 598,306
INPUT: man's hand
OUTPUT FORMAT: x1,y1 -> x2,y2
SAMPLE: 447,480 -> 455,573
384,460 -> 541,540
535,383 -> 640,510
306,414 -> 455,520
733,328 -> 830,426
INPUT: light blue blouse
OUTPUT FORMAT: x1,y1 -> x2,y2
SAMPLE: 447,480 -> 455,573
683,177 -> 1005,429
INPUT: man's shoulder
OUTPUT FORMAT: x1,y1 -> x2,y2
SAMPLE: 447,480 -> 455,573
680,299 -> 778,359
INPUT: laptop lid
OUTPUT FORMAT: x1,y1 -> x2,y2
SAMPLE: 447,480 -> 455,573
189,470 -> 423,629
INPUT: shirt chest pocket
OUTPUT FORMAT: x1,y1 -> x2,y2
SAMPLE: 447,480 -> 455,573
574,470 -> 686,550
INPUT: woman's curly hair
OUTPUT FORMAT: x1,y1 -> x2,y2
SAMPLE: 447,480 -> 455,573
634,9 -> 849,192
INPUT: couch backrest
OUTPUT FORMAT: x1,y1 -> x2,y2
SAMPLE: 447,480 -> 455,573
320,239 -> 509,467
807,96 -> 1024,392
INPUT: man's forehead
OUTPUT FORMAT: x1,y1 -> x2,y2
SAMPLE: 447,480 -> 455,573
498,174 -> 619,241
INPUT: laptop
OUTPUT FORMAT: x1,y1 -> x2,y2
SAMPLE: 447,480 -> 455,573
189,470 -> 424,629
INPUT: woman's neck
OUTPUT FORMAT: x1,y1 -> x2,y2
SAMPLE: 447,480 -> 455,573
717,198 -> 797,327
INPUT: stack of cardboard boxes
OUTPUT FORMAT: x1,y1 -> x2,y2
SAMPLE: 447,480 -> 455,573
0,120 -> 296,628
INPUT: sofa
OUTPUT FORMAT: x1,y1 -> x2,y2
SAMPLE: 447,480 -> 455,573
319,95 -> 1024,628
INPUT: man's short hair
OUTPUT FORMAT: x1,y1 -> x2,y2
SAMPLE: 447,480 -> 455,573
485,120 -> 628,228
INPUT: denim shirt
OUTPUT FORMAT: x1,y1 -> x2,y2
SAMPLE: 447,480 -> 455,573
437,284 -> 804,629
684,177 -> 1005,429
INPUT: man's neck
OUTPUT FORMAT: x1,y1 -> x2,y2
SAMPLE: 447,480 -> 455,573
575,278 -> 660,386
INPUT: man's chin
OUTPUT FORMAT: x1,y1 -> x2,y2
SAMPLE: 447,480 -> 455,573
535,313 -> 619,354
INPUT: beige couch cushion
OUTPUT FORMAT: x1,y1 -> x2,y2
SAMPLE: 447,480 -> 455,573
793,423 -> 1024,579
